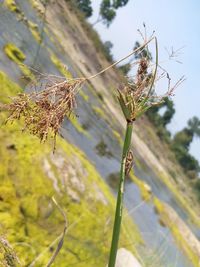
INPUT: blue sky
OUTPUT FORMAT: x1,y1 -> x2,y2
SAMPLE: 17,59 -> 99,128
89,0 -> 200,162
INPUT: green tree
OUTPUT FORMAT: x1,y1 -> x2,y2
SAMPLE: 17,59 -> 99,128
99,0 -> 116,27
195,179 -> 200,201
171,142 -> 200,175
171,116 -> 200,177
118,63 -> 131,75
112,0 -> 129,8
173,116 -> 200,150
146,98 -> 175,128
103,41 -> 114,61
162,98 -> 175,127
188,116 -> 200,136
104,41 -> 113,54
173,128 -> 193,150
146,105 -> 161,126
93,0 -> 130,27
76,0 -> 93,18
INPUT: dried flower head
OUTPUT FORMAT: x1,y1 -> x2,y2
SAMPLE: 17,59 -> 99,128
4,76 -> 85,148
118,38 -> 185,123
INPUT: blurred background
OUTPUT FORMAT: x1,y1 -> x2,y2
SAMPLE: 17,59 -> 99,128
0,1 -> 200,267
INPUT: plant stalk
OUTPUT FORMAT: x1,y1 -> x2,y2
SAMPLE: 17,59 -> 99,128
108,122 -> 133,267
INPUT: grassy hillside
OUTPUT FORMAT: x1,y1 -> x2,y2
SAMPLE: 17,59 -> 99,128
0,71 -> 142,266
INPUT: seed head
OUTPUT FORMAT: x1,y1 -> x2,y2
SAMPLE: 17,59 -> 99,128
3,77 -> 85,148
118,40 -> 185,123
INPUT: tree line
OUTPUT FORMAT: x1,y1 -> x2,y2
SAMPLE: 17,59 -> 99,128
75,0 -> 130,27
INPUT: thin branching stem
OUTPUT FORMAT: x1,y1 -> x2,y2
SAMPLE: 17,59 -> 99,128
46,197 -> 68,267
87,37 -> 155,80
146,37 -> 158,98
108,122 -> 133,267
138,37 -> 159,110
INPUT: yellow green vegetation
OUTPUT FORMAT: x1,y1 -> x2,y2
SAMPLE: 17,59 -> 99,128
130,173 -> 152,202
92,104 -> 115,128
69,115 -> 91,138
27,21 -> 41,43
153,197 -> 164,216
79,90 -> 89,102
153,197 -> 200,267
4,0 -> 20,13
44,27 -> 56,44
4,43 -> 25,62
4,0 -> 41,43
134,157 -> 143,170
157,171 -> 200,228
3,43 -> 34,80
50,53 -> 73,79
30,0 -> 44,15
0,72 -> 21,103
112,129 -> 123,147
4,0 -> 25,23
0,71 -> 142,266
85,81 -> 98,97
92,106 -> 106,120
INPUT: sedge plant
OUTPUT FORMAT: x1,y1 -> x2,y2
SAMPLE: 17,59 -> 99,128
2,36 -> 184,266
107,37 -> 159,267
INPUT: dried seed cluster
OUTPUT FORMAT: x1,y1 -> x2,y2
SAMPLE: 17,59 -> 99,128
118,56 -> 184,123
4,77 -> 85,146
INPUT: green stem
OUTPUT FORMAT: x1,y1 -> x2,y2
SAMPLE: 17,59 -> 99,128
108,122 -> 133,267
